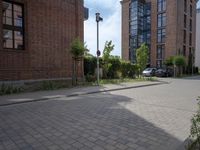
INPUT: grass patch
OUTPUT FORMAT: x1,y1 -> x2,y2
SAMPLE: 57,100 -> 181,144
91,77 -> 157,85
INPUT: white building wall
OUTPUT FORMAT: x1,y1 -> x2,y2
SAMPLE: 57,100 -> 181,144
195,9 -> 200,68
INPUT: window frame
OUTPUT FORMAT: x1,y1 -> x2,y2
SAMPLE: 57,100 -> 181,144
2,0 -> 25,50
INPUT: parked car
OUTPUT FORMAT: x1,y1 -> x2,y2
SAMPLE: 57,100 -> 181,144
155,68 -> 173,77
142,68 -> 157,77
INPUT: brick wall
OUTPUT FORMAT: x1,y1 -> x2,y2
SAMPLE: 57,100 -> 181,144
195,10 -> 200,68
121,0 -> 197,67
121,0 -> 130,61
0,0 -> 84,81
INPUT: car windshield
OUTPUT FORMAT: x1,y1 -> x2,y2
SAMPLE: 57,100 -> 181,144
144,68 -> 152,71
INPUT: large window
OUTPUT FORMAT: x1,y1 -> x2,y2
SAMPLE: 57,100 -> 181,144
189,33 -> 192,46
156,44 -> 165,68
2,0 -> 24,50
184,0 -> 187,12
190,5 -> 192,17
157,45 -> 165,60
190,19 -> 192,31
183,30 -> 186,44
157,0 -> 166,12
157,13 -> 166,28
184,15 -> 187,28
183,46 -> 186,56
157,28 -> 166,43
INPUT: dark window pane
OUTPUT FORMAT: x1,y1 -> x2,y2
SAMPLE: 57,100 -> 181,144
184,0 -> 187,12
158,14 -> 162,27
162,13 -> 166,26
3,16 -> 12,25
14,18 -> 23,27
14,31 -> 23,40
5,9 -> 12,18
3,29 -> 13,40
163,0 -> 166,11
2,1 -> 24,50
157,60 -> 162,68
14,5 -> 23,27
14,4 -> 22,12
162,29 -> 166,42
2,1 -> 12,12
183,46 -> 186,56
2,2 -> 13,25
3,30 -> 13,48
14,40 -> 23,49
14,31 -> 23,49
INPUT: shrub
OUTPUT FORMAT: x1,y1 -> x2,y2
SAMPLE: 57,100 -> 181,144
84,54 -> 138,80
41,81 -> 57,90
120,61 -> 137,78
173,55 -> 186,67
85,74 -> 96,82
0,84 -> 24,95
106,56 -> 121,79
187,97 -> 200,150
84,56 -> 97,76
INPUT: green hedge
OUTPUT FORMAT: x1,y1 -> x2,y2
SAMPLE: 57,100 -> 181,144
84,56 -> 137,81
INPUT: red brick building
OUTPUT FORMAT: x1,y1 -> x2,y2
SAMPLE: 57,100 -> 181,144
0,0 -> 85,81
121,0 -> 197,68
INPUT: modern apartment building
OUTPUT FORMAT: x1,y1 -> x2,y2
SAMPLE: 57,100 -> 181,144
121,0 -> 197,68
0,0 -> 87,81
195,8 -> 200,68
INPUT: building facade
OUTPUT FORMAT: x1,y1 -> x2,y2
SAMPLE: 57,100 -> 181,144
121,0 -> 197,68
195,8 -> 200,68
0,0 -> 85,81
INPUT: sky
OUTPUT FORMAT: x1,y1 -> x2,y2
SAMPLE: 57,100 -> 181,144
84,1 -> 200,57
84,0 -> 121,57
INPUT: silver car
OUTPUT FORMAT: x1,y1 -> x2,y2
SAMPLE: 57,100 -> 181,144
142,68 -> 157,77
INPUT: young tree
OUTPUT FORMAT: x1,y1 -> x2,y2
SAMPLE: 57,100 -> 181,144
102,41 -> 115,78
102,41 -> 114,61
136,43 -> 149,76
164,56 -> 174,67
173,55 -> 186,76
70,38 -> 86,85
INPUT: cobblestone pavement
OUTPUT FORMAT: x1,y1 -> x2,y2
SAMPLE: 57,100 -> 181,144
0,77 -> 200,150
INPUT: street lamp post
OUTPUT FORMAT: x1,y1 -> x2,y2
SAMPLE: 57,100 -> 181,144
96,13 -> 103,85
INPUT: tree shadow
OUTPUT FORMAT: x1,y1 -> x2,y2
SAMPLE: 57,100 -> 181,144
0,92 -> 187,150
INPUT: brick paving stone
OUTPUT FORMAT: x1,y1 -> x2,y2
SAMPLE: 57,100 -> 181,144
0,77 -> 199,150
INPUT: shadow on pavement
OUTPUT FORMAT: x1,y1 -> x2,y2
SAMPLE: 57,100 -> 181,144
0,92 -> 185,150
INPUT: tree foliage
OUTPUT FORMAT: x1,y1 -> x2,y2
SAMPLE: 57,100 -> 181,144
164,56 -> 174,66
102,41 -> 115,78
173,55 -> 186,67
120,61 -> 137,78
187,97 -> 200,150
70,38 -> 86,85
70,38 -> 86,59
136,43 -> 148,74
102,41 -> 115,61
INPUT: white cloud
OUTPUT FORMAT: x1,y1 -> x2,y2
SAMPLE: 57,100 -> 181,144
84,0 -> 121,57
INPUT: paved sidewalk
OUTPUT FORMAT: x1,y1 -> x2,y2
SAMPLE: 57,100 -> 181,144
0,77 -> 199,150
0,81 -> 165,106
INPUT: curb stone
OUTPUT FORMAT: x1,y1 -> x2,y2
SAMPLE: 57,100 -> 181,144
0,81 -> 168,107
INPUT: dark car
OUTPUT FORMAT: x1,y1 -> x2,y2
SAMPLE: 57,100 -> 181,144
155,68 -> 173,77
